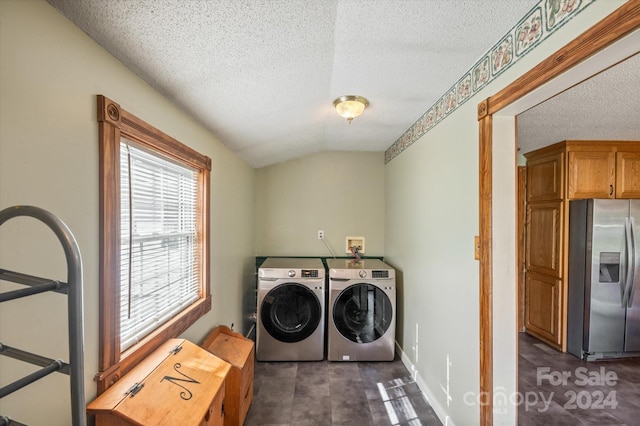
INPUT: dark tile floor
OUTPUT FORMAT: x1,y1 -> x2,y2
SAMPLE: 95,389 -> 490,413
518,332 -> 640,425
244,356 -> 442,426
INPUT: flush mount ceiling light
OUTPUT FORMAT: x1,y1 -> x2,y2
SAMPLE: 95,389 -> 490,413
333,95 -> 369,124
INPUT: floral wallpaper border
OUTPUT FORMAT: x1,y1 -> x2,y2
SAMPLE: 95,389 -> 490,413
384,0 -> 592,164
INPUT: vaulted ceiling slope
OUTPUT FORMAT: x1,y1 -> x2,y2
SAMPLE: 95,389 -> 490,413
47,0 -> 537,168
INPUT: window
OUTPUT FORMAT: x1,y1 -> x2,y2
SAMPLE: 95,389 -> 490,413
97,95 -> 211,393
119,139 -> 201,351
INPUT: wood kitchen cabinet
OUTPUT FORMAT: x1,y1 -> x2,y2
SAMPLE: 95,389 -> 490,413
526,152 -> 564,202
525,271 -> 562,347
567,150 -> 615,199
526,201 -> 563,277
565,143 -> 640,200
524,140 -> 640,351
87,339 -> 230,426
615,151 -> 640,198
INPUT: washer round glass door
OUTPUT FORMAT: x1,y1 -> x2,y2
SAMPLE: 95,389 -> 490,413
333,283 -> 393,343
261,283 -> 321,343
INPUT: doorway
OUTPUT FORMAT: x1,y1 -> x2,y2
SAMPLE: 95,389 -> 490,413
515,54 -> 640,424
477,5 -> 640,425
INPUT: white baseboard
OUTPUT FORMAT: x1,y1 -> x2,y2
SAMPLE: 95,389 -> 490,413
396,341 -> 455,426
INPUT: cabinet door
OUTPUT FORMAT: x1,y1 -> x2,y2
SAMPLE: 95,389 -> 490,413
526,201 -> 563,278
525,271 -> 562,349
201,385 -> 225,426
615,151 -> 640,198
527,152 -> 564,202
567,151 -> 615,199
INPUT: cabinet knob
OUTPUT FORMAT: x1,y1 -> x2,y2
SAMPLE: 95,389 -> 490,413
610,184 -> 614,196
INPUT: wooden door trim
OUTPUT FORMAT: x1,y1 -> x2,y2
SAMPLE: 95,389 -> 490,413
477,4 -> 640,425
478,108 -> 493,426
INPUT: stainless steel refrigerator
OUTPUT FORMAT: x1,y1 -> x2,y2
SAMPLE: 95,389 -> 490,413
568,199 -> 640,361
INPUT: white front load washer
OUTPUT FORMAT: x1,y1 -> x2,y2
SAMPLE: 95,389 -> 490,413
327,259 -> 396,361
256,257 -> 325,361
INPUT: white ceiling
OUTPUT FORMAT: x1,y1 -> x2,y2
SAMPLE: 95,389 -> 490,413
46,0 -> 539,168
517,53 -> 640,155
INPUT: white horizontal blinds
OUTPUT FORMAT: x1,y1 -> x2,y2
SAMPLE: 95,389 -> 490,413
120,138 -> 201,352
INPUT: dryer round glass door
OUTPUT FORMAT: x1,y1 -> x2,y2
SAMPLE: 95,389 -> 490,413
333,283 -> 393,344
261,283 -> 321,343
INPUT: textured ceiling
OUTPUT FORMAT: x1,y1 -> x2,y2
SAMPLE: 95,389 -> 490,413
47,0 -> 538,167
517,53 -> 640,155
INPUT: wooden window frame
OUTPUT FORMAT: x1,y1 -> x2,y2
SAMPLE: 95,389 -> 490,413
95,95 -> 211,393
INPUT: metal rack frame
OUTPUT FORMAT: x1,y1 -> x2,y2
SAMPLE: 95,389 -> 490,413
0,206 -> 86,426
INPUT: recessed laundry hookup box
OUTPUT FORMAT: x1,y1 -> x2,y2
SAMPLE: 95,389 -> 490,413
87,338 -> 231,426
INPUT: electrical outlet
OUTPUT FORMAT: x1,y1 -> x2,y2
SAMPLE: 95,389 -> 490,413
318,230 -> 324,239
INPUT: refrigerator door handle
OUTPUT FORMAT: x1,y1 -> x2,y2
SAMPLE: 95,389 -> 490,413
627,217 -> 638,308
622,217 -> 633,307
